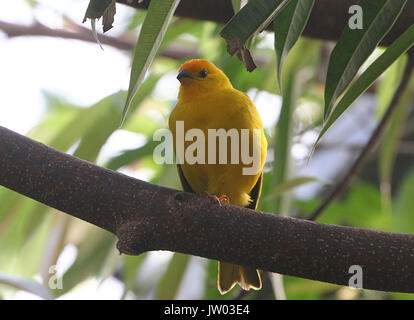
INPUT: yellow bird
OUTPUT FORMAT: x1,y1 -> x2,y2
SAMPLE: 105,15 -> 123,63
168,59 -> 267,294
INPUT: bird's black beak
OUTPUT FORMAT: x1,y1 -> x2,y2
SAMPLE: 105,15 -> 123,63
177,69 -> 192,82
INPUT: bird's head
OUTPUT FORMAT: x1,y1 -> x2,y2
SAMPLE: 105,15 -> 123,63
177,59 -> 232,98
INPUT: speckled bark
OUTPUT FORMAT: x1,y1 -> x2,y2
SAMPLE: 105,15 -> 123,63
1,126 -> 413,293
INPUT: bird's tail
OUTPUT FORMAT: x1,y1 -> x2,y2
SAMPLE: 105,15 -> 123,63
218,262 -> 262,294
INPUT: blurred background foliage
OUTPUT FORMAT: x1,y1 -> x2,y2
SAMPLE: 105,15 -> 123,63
0,0 -> 413,300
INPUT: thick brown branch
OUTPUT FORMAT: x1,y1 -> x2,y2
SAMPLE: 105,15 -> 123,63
0,126 -> 414,293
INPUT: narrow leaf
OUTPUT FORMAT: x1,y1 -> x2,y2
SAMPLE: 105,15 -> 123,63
324,0 -> 407,119
376,51 -> 408,118
312,24 -> 414,154
261,38 -> 320,214
394,168 -> 414,234
274,0 -> 315,88
91,18 -> 104,50
264,176 -> 330,201
156,253 -> 190,299
121,254 -> 147,299
122,0 -> 180,126
106,140 -> 159,171
379,65 -> 414,208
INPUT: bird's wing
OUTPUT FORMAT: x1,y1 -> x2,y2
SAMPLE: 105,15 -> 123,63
246,171 -> 263,210
177,164 -> 195,193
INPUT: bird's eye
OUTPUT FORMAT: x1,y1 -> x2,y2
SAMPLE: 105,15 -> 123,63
198,69 -> 208,78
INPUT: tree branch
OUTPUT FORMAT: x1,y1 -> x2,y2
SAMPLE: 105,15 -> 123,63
0,20 -> 198,60
1,126 -> 414,293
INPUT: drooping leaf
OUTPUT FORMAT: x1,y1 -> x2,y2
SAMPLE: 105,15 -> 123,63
324,0 -> 407,119
91,18 -> 104,50
379,64 -> 414,209
394,169 -> 414,234
121,254 -> 147,299
220,0 -> 291,71
311,24 -> 414,155
264,176 -> 330,201
106,140 -> 159,171
52,231 -> 116,297
274,0 -> 315,88
0,200 -> 50,272
376,50 -> 409,119
122,0 -> 180,126
261,38 -> 320,214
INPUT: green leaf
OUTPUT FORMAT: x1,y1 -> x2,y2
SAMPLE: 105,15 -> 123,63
121,254 -> 147,299
73,94 -> 125,163
264,176 -> 329,201
376,50 -> 408,119
0,200 -> 50,272
156,253 -> 190,299
324,0 -> 407,119
311,24 -> 414,156
106,140 -> 159,171
379,66 -> 414,209
0,273 -> 53,300
274,0 -> 315,88
231,0 -> 242,13
394,168 -> 414,234
122,0 -> 180,126
261,38 -> 320,214
220,0 -> 290,71
52,231 -> 116,297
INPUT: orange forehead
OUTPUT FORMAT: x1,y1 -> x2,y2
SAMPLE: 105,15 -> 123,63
179,59 -> 216,73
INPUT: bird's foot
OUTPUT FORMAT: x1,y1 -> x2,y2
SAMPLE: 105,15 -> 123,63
217,195 -> 229,204
203,192 -> 229,206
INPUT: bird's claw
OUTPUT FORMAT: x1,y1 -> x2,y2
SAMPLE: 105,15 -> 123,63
203,192 -> 229,206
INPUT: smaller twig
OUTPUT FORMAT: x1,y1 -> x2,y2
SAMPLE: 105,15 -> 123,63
0,19 -> 270,65
308,59 -> 414,221
0,20 -> 197,59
